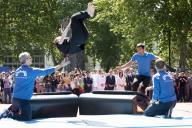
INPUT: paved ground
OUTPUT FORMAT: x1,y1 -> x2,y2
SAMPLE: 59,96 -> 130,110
0,103 -> 192,128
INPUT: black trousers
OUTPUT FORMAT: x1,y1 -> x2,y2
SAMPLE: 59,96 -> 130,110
133,75 -> 151,93
56,41 -> 85,55
179,86 -> 186,101
84,85 -> 92,93
57,11 -> 90,55
104,85 -> 115,90
11,97 -> 32,121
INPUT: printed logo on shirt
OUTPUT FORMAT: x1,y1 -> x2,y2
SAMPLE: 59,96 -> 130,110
162,75 -> 174,84
15,70 -> 27,78
162,75 -> 167,80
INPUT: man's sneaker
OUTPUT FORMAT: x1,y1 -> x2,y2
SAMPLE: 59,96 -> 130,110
164,108 -> 173,118
0,110 -> 10,119
7,111 -> 13,118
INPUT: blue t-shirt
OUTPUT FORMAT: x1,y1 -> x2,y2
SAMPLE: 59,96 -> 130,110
131,52 -> 157,77
152,71 -> 176,102
13,65 -> 55,100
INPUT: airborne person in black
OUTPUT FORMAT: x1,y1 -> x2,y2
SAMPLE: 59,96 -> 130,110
54,2 -> 95,57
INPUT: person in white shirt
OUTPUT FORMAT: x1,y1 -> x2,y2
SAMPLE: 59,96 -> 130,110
97,71 -> 106,90
113,69 -> 120,87
116,71 -> 126,90
91,71 -> 99,91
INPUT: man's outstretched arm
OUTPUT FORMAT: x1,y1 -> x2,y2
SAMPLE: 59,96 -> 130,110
120,60 -> 135,71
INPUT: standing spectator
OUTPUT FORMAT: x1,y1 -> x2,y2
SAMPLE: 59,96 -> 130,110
116,71 -> 126,90
55,73 -> 63,92
63,83 -> 72,92
62,73 -> 72,91
57,72 -> 72,92
178,72 -> 188,102
83,71 -> 93,93
52,73 -> 60,92
0,73 -> 4,94
173,73 -> 180,101
185,72 -> 191,101
44,75 -> 52,92
125,68 -> 135,91
33,79 -> 37,93
91,70 -> 99,91
39,76 -> 45,93
73,73 -> 84,95
105,69 -> 116,90
113,69 -> 120,87
35,77 -> 42,93
188,73 -> 192,101
70,74 -> 76,90
3,73 -> 12,104
0,73 -> 4,103
57,77 -> 65,92
35,76 -> 45,93
97,71 -> 106,90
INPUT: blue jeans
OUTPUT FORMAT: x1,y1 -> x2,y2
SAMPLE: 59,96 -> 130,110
144,100 -> 176,117
11,97 -> 32,121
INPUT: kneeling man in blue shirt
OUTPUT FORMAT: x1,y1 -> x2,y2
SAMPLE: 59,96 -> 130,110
0,52 -> 69,121
144,59 -> 176,118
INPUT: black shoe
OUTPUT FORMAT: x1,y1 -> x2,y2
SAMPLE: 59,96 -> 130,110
165,108 -> 173,118
0,110 -> 10,119
0,110 -> 13,119
79,44 -> 85,50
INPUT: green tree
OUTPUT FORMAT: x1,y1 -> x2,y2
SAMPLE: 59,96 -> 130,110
0,0 -> 90,70
87,0 -> 192,71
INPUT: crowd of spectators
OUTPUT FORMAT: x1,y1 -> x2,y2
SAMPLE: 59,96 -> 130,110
0,68 -> 192,104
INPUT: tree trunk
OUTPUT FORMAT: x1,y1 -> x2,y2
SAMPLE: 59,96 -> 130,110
178,33 -> 188,71
64,51 -> 85,72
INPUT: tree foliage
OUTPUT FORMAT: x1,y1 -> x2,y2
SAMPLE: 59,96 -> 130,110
0,0 -> 88,64
86,0 -> 192,71
0,0 -> 191,71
